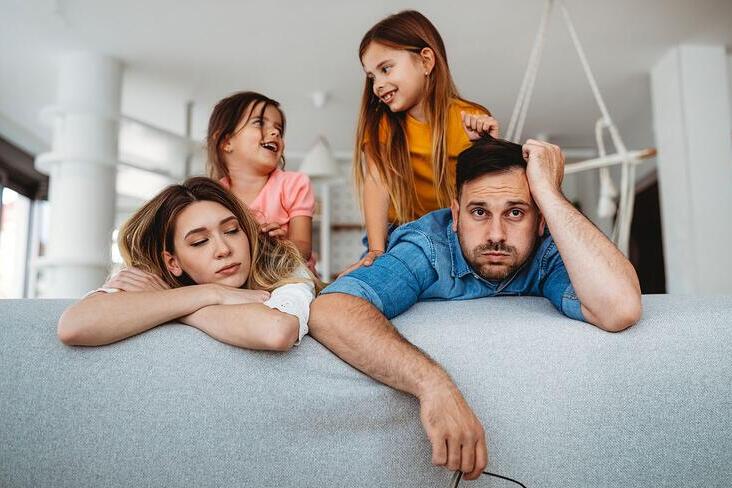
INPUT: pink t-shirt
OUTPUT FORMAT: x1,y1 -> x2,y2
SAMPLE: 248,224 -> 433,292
220,168 -> 315,232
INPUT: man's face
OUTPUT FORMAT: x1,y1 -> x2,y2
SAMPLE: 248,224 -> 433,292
451,168 -> 545,281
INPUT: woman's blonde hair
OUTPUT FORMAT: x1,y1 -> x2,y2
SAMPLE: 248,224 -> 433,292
118,177 -> 320,292
354,10 -> 489,224
206,91 -> 286,181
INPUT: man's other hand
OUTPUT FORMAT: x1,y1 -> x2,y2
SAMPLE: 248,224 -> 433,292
419,381 -> 488,480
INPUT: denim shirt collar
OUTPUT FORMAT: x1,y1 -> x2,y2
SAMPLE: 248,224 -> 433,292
446,218 -> 477,279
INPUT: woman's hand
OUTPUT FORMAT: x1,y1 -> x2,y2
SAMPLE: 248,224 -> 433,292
461,112 -> 500,141
260,222 -> 287,238
103,267 -> 169,292
211,284 -> 271,306
338,249 -> 384,278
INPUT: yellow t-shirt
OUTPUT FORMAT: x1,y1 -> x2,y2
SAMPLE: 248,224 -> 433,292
372,99 -> 487,223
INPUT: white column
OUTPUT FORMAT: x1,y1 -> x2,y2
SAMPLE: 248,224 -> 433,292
651,45 -> 732,294
35,52 -> 122,298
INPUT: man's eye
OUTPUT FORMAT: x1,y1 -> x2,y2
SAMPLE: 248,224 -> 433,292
471,208 -> 486,217
382,65 -> 392,74
508,209 -> 524,218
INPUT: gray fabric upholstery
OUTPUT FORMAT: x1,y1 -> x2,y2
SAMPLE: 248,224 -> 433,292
1,295 -> 730,487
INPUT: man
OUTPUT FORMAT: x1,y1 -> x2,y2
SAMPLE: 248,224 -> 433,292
308,137 -> 641,480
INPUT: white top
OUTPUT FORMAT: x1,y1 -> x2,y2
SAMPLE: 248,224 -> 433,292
86,266 -> 316,345
262,266 -> 316,345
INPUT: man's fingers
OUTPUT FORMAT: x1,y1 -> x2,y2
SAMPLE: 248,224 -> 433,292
430,437 -> 448,466
465,437 -> 488,480
446,436 -> 462,471
460,441 -> 476,478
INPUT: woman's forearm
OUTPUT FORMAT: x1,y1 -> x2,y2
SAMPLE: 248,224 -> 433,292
180,304 -> 299,351
57,285 -> 218,346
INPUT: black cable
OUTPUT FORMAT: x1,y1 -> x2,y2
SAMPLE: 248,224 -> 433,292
450,469 -> 527,487
482,470 -> 527,487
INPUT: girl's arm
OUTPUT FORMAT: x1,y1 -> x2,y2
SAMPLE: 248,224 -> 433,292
362,161 -> 391,254
179,304 -> 299,352
340,156 -> 390,276
287,215 -> 313,261
57,285 -> 220,346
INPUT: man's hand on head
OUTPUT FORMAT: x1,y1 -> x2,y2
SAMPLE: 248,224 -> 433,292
522,139 -> 565,199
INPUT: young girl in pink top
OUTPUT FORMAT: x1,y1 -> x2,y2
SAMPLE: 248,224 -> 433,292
207,92 -> 316,271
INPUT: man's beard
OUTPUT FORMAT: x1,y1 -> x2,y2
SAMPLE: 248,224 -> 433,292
466,241 -> 522,281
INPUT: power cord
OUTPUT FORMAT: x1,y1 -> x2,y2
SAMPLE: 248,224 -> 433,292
449,470 -> 527,487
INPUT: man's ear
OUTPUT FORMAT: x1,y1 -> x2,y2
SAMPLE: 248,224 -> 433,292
420,47 -> 436,75
537,214 -> 546,236
450,198 -> 460,232
163,251 -> 183,277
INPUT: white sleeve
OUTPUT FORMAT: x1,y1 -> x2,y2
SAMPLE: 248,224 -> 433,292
83,287 -> 120,298
262,274 -> 316,345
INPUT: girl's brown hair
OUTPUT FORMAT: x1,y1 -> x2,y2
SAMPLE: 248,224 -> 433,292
206,91 -> 287,181
118,177 -> 320,292
354,10 -> 489,224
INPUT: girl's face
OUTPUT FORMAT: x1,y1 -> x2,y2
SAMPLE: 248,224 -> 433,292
223,102 -> 285,175
164,200 -> 252,288
361,42 -> 433,116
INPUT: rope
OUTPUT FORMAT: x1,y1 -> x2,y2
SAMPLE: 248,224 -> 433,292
505,0 -> 640,255
558,1 -> 635,254
506,0 -> 554,143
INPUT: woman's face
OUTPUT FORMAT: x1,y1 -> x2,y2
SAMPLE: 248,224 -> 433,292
223,102 -> 285,175
164,200 -> 251,288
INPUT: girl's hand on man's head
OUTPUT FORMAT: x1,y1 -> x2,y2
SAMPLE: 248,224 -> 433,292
461,112 -> 500,141
103,267 -> 170,292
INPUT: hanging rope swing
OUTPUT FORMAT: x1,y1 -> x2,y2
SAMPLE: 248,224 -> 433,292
505,0 -> 656,256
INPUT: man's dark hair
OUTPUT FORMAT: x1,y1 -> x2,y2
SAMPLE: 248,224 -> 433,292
456,136 -> 526,198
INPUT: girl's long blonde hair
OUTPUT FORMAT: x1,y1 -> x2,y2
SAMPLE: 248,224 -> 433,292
354,10 -> 489,224
118,177 -> 321,292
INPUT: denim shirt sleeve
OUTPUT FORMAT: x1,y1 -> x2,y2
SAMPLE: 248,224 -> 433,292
321,235 -> 438,319
540,241 -> 585,322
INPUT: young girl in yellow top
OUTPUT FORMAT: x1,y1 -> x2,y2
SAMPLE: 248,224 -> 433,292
344,10 -> 499,274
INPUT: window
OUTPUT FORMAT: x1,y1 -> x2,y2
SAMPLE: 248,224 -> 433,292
0,187 -> 31,298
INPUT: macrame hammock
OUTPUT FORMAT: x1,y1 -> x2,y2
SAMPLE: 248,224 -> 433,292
505,0 -> 656,256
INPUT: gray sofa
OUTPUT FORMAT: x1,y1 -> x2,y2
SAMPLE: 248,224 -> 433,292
1,295 -> 730,487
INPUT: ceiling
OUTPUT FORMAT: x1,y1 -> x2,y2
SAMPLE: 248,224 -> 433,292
1,0 -> 731,157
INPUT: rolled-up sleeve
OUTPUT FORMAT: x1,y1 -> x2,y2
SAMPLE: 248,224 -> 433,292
322,238 -> 437,319
540,242 -> 586,322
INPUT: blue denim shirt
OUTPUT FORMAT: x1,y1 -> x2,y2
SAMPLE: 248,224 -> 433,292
323,208 -> 584,321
